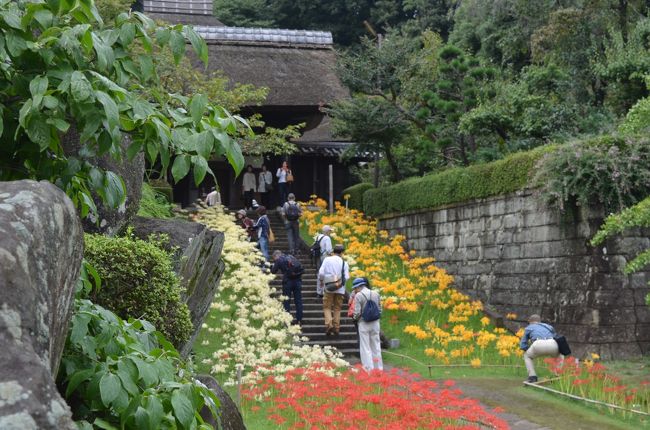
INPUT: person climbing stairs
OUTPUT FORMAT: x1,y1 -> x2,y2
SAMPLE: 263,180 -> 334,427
267,210 -> 358,356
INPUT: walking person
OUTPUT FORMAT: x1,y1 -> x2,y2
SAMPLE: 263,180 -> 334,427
276,161 -> 292,205
252,206 -> 271,260
205,186 -> 221,207
520,314 -> 561,383
270,250 -> 304,326
242,165 -> 257,210
316,225 -> 333,269
352,277 -> 383,371
282,193 -> 302,254
258,164 -> 273,208
318,244 -> 349,336
235,209 -> 254,242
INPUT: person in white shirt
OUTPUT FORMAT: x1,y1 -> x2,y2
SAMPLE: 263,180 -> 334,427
276,160 -> 292,205
352,277 -> 383,371
258,164 -> 273,208
242,165 -> 257,210
315,225 -> 333,270
318,244 -> 350,336
205,186 -> 221,207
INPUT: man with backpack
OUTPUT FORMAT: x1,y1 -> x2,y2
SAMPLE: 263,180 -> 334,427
318,244 -> 349,336
282,193 -> 302,255
310,225 -> 333,271
352,277 -> 383,371
270,250 -> 305,326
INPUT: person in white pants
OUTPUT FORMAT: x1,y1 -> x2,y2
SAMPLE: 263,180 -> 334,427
352,278 -> 383,371
520,314 -> 560,383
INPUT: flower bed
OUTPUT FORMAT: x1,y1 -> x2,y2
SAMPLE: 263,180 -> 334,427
243,365 -> 509,430
301,198 -> 522,366
193,206 -> 347,385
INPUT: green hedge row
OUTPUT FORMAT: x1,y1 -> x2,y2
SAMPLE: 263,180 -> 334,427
342,182 -> 374,210
363,145 -> 554,217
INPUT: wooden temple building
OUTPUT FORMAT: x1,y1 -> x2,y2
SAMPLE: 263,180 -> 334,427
142,0 -> 356,208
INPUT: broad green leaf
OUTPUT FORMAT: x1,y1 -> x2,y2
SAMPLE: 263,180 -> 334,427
119,23 -> 135,45
169,31 -> 186,64
104,171 -> 126,208
116,362 -> 139,395
33,9 -> 54,28
71,71 -> 93,102
3,11 -> 23,30
71,313 -> 92,344
65,368 -> 95,398
134,407 -> 150,430
171,155 -> 190,183
195,131 -> 213,159
192,155 -> 208,186
132,357 -> 158,386
93,418 -> 119,430
183,26 -> 208,66
139,55 -> 154,82
29,76 -> 48,99
46,118 -> 70,132
189,94 -> 208,125
42,95 -> 58,109
18,99 -> 32,128
170,389 -> 194,429
99,372 -> 121,406
144,395 -> 164,428
91,33 -> 114,72
26,117 -> 51,150
95,90 -> 119,130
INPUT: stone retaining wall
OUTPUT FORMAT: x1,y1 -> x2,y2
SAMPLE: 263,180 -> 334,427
378,189 -> 650,359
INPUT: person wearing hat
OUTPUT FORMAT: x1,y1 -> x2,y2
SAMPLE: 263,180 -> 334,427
352,277 -> 383,371
519,314 -> 560,383
314,225 -> 334,270
318,244 -> 350,336
235,209 -> 254,241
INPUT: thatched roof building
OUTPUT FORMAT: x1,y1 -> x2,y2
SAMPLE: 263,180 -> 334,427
144,0 -> 356,207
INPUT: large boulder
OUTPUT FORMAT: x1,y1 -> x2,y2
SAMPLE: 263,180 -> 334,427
0,180 -> 84,429
63,128 -> 144,235
130,216 -> 225,357
196,375 -> 246,430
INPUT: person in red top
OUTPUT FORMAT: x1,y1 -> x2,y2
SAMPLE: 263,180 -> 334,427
236,209 -> 254,241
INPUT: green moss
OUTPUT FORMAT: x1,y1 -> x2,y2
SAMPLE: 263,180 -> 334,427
363,145 -> 555,217
84,233 -> 193,347
342,182 -> 374,210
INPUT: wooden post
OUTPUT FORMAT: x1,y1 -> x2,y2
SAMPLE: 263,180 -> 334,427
328,164 -> 334,214
235,365 -> 242,407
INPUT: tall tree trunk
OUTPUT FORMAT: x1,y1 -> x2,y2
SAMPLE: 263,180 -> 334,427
619,0 -> 629,42
459,136 -> 469,166
383,143 -> 401,183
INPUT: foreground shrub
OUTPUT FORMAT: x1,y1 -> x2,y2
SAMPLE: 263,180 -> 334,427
84,233 -> 193,347
243,365 -> 509,429
363,145 -> 552,217
341,182 -> 374,210
534,134 -> 650,213
58,299 -> 218,429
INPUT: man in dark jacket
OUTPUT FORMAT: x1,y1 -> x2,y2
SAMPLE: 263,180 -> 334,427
271,250 -> 304,325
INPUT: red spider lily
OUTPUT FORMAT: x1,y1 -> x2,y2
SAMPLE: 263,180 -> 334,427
243,365 -> 509,429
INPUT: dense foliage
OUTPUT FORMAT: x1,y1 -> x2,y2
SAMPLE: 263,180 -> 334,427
59,299 -> 218,429
138,182 -> 175,219
84,233 -> 193,347
533,135 -> 650,213
0,0 -> 244,219
341,182 -> 373,211
363,146 -> 551,217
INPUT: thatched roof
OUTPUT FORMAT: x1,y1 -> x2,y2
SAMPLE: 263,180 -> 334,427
293,116 -> 354,156
144,0 -> 223,26
205,41 -> 348,106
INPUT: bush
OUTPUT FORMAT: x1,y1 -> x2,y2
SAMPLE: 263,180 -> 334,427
84,233 -> 193,347
533,135 -> 650,213
342,183 -> 374,210
363,145 -> 553,217
58,299 -> 218,429
137,183 -> 175,219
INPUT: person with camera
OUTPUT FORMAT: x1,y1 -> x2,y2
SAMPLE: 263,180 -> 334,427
317,244 -> 349,336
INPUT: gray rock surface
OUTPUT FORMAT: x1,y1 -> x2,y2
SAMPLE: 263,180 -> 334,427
378,189 -> 650,359
63,128 -> 144,235
130,216 -> 225,357
0,180 -> 83,429
196,375 -> 246,430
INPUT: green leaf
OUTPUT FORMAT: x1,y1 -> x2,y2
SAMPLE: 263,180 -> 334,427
71,313 -> 92,345
183,26 -> 208,66
134,407 -> 150,430
93,417 -> 119,430
104,171 -> 126,208
95,90 -> 119,130
26,117 -> 51,150
189,94 -> 208,125
29,75 -> 48,108
99,372 -> 121,406
3,11 -> 24,30
92,33 -> 115,72
132,357 -> 158,386
71,71 -> 93,102
169,31 -> 186,64
195,131 -> 213,159
171,389 -> 194,429
46,118 -> 70,132
65,368 -> 95,398
138,55 -> 155,82
171,155 -> 190,183
144,395 -> 164,428
192,155 -> 208,186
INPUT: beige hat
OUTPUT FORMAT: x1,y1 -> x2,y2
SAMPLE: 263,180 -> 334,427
528,314 -> 541,323
322,225 -> 333,233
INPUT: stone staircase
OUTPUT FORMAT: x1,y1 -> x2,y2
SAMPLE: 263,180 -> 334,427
267,211 -> 358,356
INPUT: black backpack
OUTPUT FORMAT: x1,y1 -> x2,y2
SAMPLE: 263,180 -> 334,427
286,255 -> 304,279
286,202 -> 301,221
310,235 -> 323,264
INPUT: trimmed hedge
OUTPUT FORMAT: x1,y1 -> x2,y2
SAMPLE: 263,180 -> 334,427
342,182 -> 374,210
363,145 -> 555,217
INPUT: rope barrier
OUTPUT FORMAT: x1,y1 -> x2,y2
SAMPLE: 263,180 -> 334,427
524,381 -> 650,417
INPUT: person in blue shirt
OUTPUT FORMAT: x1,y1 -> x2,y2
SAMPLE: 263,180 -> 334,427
253,206 -> 271,260
520,314 -> 560,383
